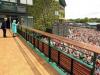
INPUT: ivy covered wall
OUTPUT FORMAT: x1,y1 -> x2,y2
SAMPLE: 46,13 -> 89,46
27,0 -> 66,31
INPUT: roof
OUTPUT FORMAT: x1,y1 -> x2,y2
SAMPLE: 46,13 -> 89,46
59,0 -> 66,7
87,22 -> 100,26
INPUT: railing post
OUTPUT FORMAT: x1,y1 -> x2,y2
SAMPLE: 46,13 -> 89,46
26,29 -> 28,41
91,52 -> 97,75
31,33 -> 33,44
20,27 -> 22,35
48,37 -> 51,62
71,59 -> 73,75
37,34 -> 39,49
42,42 -> 44,52
58,51 -> 60,65
32,32 -> 35,47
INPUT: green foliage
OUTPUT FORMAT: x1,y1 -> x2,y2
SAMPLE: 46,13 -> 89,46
27,0 -> 59,31
68,17 -> 100,23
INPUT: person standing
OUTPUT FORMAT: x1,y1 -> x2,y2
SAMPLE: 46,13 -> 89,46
11,20 -> 18,37
1,18 -> 7,37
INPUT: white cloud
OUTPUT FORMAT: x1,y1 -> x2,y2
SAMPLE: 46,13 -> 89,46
65,0 -> 100,19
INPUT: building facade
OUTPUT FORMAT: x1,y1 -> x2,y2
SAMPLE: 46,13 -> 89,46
55,0 -> 66,19
0,0 -> 33,28
53,0 -> 67,36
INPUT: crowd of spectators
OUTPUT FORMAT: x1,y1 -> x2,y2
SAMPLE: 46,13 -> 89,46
41,37 -> 94,65
65,27 -> 100,74
41,27 -> 100,74
66,28 -> 100,47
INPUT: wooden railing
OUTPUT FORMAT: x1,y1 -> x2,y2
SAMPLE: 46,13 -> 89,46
17,26 -> 100,75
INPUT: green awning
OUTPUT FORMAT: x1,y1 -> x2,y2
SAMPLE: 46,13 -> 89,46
59,0 -> 66,7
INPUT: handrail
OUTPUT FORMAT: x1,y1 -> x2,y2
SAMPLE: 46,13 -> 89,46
20,26 -> 100,54
18,25 -> 100,75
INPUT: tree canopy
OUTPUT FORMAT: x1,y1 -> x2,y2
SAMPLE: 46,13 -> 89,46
68,18 -> 100,23
27,0 -> 60,31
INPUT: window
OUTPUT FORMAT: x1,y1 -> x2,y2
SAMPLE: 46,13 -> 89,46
28,16 -> 33,27
55,0 -> 59,1
27,0 -> 33,5
10,0 -> 16,2
20,0 -> 26,4
20,0 -> 33,5
1,0 -> 9,1
55,11 -> 59,16
1,0 -> 16,3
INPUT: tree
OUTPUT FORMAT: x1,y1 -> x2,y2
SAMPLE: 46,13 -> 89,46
27,0 -> 60,31
68,17 -> 100,23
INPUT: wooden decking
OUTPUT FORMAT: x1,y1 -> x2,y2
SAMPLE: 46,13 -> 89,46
0,29 -> 59,75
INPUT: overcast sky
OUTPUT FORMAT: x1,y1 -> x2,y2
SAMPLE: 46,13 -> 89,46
65,0 -> 100,19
